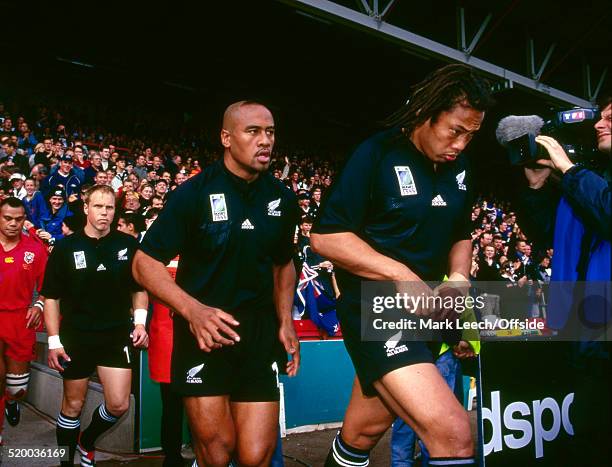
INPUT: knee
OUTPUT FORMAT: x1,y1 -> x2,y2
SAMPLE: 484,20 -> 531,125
343,420 -> 389,450
235,444 -> 274,467
193,434 -> 233,467
430,411 -> 473,456
63,396 -> 85,417
105,399 -> 129,417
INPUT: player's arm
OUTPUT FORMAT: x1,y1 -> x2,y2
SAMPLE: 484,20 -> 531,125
43,298 -> 70,371
273,259 -> 300,376
26,294 -> 45,329
447,239 -> 472,282
132,251 -> 240,352
131,290 -> 149,348
311,232 -> 419,281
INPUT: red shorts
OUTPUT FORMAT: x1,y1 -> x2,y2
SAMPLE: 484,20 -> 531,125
148,302 -> 174,383
0,309 -> 36,362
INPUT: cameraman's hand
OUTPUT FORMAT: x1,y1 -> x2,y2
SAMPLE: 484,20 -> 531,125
534,135 -> 574,174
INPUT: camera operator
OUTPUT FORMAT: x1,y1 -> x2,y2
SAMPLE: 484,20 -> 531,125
518,93 -> 610,464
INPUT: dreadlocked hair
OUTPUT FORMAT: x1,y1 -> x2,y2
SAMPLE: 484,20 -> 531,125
384,63 -> 495,134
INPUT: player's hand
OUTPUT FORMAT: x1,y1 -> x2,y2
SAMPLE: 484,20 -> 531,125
433,274 -> 470,322
453,340 -> 475,359
26,306 -> 42,329
48,348 -> 70,372
534,135 -> 574,174
132,325 -> 149,349
186,304 -> 240,352
279,323 -> 300,377
394,272 -> 436,317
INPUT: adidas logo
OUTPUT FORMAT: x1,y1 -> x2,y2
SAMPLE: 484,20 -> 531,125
96,263 -> 107,271
431,195 -> 447,207
241,219 -> 255,230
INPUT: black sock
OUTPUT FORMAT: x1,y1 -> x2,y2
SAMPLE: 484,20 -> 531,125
429,456 -> 476,465
56,411 -> 80,466
324,432 -> 370,467
160,383 -> 184,466
80,403 -> 119,451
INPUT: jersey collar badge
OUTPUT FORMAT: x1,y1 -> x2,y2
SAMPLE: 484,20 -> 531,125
209,193 -> 229,222
394,166 -> 417,196
456,170 -> 467,191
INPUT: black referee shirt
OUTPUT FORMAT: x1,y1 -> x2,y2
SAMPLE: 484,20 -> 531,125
41,229 -> 142,331
313,128 -> 474,300
139,159 -> 299,315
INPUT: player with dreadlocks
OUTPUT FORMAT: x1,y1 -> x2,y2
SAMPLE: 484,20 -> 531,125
312,64 -> 494,466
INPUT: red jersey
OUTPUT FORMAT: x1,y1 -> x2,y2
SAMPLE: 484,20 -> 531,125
148,256 -> 179,383
0,233 -> 48,311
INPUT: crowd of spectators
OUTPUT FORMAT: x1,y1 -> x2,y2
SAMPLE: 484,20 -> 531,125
469,199 -> 553,319
1,98 -> 554,328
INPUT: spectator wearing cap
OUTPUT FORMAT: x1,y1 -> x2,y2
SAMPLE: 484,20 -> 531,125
40,153 -> 83,199
37,188 -> 72,244
23,177 -> 48,228
9,173 -> 27,199
297,191 -> 311,216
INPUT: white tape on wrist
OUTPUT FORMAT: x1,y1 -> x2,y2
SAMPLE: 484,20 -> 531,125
33,301 -> 44,311
134,308 -> 148,326
48,335 -> 63,350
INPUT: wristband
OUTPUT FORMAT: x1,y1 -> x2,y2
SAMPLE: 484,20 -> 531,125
134,308 -> 148,326
48,335 -> 63,350
33,300 -> 44,311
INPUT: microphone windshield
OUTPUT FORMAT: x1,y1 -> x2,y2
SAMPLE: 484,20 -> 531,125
495,115 -> 545,146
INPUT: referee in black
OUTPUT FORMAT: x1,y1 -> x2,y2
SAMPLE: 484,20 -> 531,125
42,184 -> 149,467
312,64 -> 494,467
133,100 -> 300,467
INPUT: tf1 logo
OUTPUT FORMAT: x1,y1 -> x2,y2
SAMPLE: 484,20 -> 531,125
482,391 -> 574,459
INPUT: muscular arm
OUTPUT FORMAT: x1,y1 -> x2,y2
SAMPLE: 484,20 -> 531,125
132,250 -> 200,319
447,239 -> 472,281
310,232 -> 418,281
132,250 -> 240,351
273,259 -> 300,376
272,259 -> 297,327
43,298 -> 61,337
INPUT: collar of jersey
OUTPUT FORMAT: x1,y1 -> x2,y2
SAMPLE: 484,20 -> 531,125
219,159 -> 264,195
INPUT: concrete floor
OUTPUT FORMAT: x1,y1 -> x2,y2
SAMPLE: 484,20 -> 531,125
2,403 -> 478,466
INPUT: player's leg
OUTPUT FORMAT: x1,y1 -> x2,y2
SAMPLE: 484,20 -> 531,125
4,358 -> 30,427
2,310 -> 36,428
184,395 -> 235,467
325,376 -> 395,467
374,364 -> 473,463
0,341 -> 6,444
78,366 -> 131,461
58,377 -> 89,467
231,401 -> 279,466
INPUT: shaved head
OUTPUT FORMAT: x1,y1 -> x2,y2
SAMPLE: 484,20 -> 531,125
222,100 -> 268,131
220,100 -> 275,181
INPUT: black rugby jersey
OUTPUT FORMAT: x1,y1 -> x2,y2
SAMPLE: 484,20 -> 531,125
41,229 -> 142,331
140,159 -> 299,315
314,127 -> 474,299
